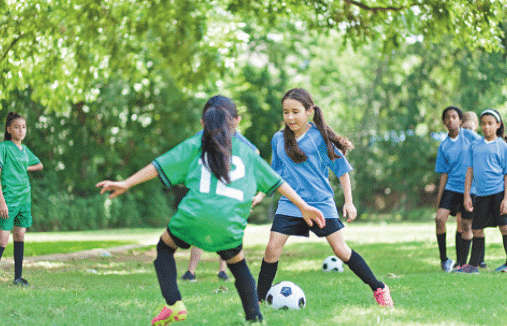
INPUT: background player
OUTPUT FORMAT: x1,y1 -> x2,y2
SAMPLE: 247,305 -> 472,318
0,112 -> 43,286
97,95 -> 325,325
254,88 -> 393,308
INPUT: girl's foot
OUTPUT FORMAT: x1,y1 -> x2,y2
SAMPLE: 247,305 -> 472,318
373,284 -> 394,307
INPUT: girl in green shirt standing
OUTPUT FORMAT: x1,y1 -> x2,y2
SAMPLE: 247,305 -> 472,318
0,112 -> 43,286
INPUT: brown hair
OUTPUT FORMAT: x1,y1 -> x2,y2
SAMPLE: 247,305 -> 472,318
4,112 -> 24,141
282,88 -> 353,163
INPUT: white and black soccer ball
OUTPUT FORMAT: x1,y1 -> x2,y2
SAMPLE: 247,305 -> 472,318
322,255 -> 344,272
265,281 -> 306,310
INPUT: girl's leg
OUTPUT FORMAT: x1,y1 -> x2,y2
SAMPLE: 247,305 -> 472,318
187,246 -> 202,275
468,229 -> 484,267
326,230 -> 383,291
225,250 -> 262,322
154,230 -> 181,305
0,229 -> 10,260
435,208 -> 452,266
458,218 -> 473,267
497,225 -> 507,270
455,213 -> 463,266
257,232 -> 290,301
12,226 -> 26,280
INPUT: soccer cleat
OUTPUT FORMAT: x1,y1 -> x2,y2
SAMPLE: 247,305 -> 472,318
151,301 -> 187,326
217,271 -> 229,281
181,271 -> 195,281
455,264 -> 479,274
494,264 -> 507,272
13,277 -> 30,287
373,284 -> 394,308
441,258 -> 455,273
478,261 -> 488,269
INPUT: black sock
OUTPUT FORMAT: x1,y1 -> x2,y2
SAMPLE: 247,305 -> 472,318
455,232 -> 462,264
14,241 -> 24,280
458,238 -> 472,267
153,239 -> 181,306
437,233 -> 447,262
345,250 -> 384,292
479,235 -> 486,263
469,237 -> 484,267
257,259 -> 278,302
0,246 -> 5,260
228,259 -> 262,322
503,235 -> 507,265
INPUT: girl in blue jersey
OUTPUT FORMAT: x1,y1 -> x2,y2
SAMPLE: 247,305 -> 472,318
0,112 -> 43,286
254,88 -> 393,307
460,109 -> 507,273
97,95 -> 325,325
434,107 -> 481,272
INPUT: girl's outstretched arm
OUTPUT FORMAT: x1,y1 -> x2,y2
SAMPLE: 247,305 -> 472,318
276,182 -> 325,228
96,164 -> 158,199
27,163 -> 43,171
339,172 -> 357,223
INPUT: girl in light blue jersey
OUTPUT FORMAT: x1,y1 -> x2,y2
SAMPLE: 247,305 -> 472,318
460,109 -> 507,273
255,88 -> 393,307
434,107 -> 481,272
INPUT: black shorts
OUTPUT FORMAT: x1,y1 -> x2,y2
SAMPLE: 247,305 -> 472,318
472,192 -> 507,230
438,190 -> 474,219
271,214 -> 344,237
167,227 -> 242,261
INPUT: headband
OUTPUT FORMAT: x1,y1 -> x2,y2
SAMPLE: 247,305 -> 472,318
480,109 -> 501,122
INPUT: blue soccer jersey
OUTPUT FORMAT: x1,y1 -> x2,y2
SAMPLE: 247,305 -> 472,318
271,123 -> 352,218
466,137 -> 507,196
435,128 -> 481,194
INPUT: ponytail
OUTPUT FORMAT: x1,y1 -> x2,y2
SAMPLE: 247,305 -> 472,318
200,96 -> 237,184
4,112 -> 24,141
282,88 -> 353,163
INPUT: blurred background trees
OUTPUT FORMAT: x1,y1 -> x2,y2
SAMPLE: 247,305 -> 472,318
1,0 -> 506,230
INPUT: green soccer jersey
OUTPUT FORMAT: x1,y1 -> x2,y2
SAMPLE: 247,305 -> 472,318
153,134 -> 283,252
0,141 -> 41,206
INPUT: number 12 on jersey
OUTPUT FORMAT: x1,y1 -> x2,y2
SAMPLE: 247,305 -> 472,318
199,156 -> 245,201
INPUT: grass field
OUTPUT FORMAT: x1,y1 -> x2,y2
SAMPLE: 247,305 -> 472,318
1,222 -> 507,325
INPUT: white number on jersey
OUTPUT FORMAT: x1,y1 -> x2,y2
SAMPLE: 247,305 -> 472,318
199,156 -> 245,201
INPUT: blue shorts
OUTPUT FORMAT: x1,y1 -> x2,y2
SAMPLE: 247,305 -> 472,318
472,192 -> 507,229
167,227 -> 242,261
438,190 -> 474,219
271,214 -> 344,237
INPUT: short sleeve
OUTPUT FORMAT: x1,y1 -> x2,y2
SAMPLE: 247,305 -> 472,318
253,154 -> 283,197
435,145 -> 449,173
0,144 -> 6,170
327,147 -> 353,178
270,133 -> 283,174
25,146 -> 41,166
502,141 -> 507,175
152,138 -> 199,187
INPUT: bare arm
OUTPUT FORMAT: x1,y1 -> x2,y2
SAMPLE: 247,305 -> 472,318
96,164 -> 158,199
0,169 -> 8,219
436,173 -> 448,209
339,172 -> 357,223
501,174 -> 507,215
276,182 -> 325,228
27,162 -> 43,171
464,167 -> 474,212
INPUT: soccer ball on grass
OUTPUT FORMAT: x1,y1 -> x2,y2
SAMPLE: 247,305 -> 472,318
322,255 -> 344,272
265,281 -> 306,310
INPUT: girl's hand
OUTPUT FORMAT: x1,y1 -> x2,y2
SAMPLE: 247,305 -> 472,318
501,198 -> 507,215
251,193 -> 265,208
0,202 -> 8,219
464,194 -> 474,212
96,180 -> 129,199
301,205 -> 325,229
343,202 -> 357,223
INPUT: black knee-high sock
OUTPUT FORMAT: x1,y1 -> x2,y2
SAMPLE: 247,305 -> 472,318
468,237 -> 484,267
227,259 -> 262,322
14,241 -> 24,280
455,232 -> 462,264
345,250 -> 384,292
437,233 -> 447,262
0,246 -> 5,260
458,238 -> 472,267
153,239 -> 181,305
503,235 -> 507,265
479,235 -> 486,263
257,259 -> 278,302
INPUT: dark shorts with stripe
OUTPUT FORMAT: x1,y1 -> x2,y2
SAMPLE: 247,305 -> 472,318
472,192 -> 507,229
438,190 -> 474,219
167,227 -> 242,261
271,214 -> 344,237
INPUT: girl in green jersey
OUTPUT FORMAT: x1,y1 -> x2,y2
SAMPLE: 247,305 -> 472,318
0,112 -> 43,286
97,95 -> 325,325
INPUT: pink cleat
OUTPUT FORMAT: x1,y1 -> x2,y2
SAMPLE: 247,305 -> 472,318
151,301 -> 187,325
373,284 -> 394,308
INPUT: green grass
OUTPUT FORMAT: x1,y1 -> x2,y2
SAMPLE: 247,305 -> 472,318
1,223 -> 507,325
1,240 -> 134,258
